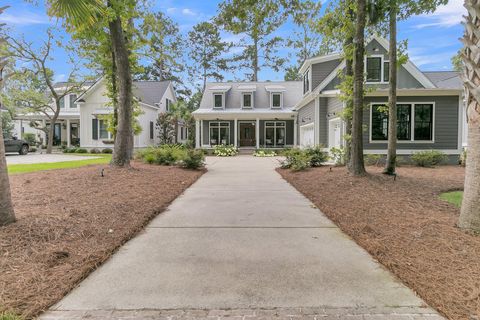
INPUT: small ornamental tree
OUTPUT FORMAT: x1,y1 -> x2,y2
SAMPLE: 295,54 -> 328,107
156,112 -> 176,145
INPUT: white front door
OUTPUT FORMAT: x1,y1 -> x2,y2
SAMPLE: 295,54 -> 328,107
300,123 -> 314,148
329,118 -> 342,148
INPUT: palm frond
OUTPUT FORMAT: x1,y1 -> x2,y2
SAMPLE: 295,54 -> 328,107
47,0 -> 105,28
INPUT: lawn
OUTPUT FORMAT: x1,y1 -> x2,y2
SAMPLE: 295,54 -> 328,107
439,191 -> 463,208
278,165 -> 479,320
7,154 -> 112,174
0,162 -> 204,318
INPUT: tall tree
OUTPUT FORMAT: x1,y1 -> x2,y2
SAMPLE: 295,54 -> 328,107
350,0 -> 367,176
188,21 -> 231,91
216,0 -> 286,81
2,29 -> 84,154
0,5 -> 15,226
459,0 -> 480,232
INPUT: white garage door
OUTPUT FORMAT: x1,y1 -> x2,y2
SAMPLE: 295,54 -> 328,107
300,123 -> 314,148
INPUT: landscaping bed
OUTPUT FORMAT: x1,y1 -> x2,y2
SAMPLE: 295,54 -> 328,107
0,162 -> 204,318
278,165 -> 479,320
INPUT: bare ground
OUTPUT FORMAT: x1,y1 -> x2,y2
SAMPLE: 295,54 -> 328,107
0,162 -> 204,318
278,165 -> 480,320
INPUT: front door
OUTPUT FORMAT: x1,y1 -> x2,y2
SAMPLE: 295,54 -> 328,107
239,122 -> 256,147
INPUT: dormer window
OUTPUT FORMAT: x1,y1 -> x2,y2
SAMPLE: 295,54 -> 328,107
303,69 -> 310,94
366,55 -> 389,83
271,92 -> 282,109
242,92 -> 253,109
213,93 -> 224,109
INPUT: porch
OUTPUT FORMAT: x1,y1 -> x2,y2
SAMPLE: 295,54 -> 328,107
16,117 -> 80,148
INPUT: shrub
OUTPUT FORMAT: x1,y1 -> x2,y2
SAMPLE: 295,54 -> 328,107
181,149 -> 205,169
75,148 -> 88,154
281,149 -> 312,171
329,147 -> 345,166
137,145 -> 188,166
62,147 -> 77,153
460,148 -> 467,166
23,133 -> 36,146
411,150 -> 447,167
364,154 -> 383,166
90,148 -> 101,154
29,147 -> 37,153
213,144 -> 238,157
305,146 -> 329,167
253,149 -> 277,157
102,148 -> 113,154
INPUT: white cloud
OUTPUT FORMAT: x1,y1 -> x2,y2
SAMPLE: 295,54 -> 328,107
166,7 -> 177,14
0,12 -> 50,26
415,0 -> 464,29
54,74 -> 67,83
182,8 -> 197,16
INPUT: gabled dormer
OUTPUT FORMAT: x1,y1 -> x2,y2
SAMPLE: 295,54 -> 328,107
209,85 -> 231,110
238,85 -> 256,109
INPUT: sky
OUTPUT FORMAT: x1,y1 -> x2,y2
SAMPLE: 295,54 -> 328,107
0,0 -> 465,86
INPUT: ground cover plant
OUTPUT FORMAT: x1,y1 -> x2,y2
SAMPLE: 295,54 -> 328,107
253,149 -> 277,157
0,162 -> 204,318
213,144 -> 238,157
439,191 -> 463,208
278,165 -> 479,320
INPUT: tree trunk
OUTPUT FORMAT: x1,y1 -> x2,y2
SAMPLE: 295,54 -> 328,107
459,0 -> 480,232
0,117 -> 15,226
384,2 -> 398,175
253,36 -> 258,81
109,14 -> 133,167
344,36 -> 354,169
46,121 -> 55,154
349,0 -> 366,176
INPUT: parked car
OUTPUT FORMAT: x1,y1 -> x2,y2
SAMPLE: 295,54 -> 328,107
3,135 -> 29,155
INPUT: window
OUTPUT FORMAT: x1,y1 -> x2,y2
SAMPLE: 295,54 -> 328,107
271,93 -> 282,109
414,104 -> 433,140
303,69 -> 310,94
69,94 -> 77,108
265,121 -> 286,147
99,120 -> 109,139
209,121 -> 230,145
59,96 -> 65,109
165,98 -> 171,111
397,104 -> 411,141
149,121 -> 154,139
366,57 -> 382,82
213,94 -> 224,109
242,93 -> 253,108
371,105 -> 389,140
92,119 -> 98,140
383,61 -> 390,82
181,126 -> 184,140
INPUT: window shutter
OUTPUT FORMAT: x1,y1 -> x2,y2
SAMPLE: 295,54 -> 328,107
92,119 -> 98,140
150,121 -> 154,139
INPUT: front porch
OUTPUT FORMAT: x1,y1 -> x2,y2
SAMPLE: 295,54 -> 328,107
16,117 -> 80,148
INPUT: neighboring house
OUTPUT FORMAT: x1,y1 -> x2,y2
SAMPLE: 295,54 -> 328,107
13,78 -> 185,149
193,81 -> 302,149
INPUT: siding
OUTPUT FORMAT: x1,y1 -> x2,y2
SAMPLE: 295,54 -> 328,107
312,59 -> 341,90
319,98 -> 328,145
298,100 -> 315,125
364,95 -> 459,151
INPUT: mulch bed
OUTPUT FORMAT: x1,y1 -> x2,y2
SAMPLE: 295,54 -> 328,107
0,162 -> 204,318
278,165 -> 480,320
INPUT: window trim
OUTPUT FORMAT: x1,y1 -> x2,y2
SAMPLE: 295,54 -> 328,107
213,92 -> 225,109
369,102 -> 435,144
241,92 -> 254,109
208,121 -> 230,146
270,92 -> 283,109
365,54 -> 389,84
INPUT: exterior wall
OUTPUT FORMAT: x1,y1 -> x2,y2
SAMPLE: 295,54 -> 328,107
364,95 -> 460,153
298,100 -> 315,125
311,59 -> 341,90
319,98 -> 328,145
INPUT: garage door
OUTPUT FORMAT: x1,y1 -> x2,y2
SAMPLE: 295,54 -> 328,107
300,124 -> 314,148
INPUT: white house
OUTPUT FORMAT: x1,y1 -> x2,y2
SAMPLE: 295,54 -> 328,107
13,78 -> 186,149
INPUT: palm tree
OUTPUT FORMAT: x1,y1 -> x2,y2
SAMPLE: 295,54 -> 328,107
459,0 -> 480,232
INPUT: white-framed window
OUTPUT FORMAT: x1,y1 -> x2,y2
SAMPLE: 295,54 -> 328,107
92,118 -> 112,140
370,102 -> 434,142
213,93 -> 225,109
264,121 -> 286,147
165,98 -> 171,112
69,94 -> 77,108
366,55 -> 389,83
209,121 -> 230,145
270,92 -> 283,109
59,96 -> 65,109
303,69 -> 310,94
241,92 -> 253,109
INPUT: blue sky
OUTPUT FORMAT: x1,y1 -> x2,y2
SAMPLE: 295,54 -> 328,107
0,0 -> 465,85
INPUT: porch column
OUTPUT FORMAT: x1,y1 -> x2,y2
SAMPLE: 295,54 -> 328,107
195,120 -> 200,149
42,119 -> 46,145
234,118 -> 238,147
66,119 -> 71,147
293,117 -> 298,147
255,118 -> 260,149
199,120 -> 203,147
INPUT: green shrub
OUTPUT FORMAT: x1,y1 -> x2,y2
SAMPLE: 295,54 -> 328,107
29,147 -> 37,153
90,148 -> 101,154
364,154 -> 383,166
75,148 -> 88,154
253,149 -> 277,157
23,133 -> 36,146
137,145 -> 188,166
329,147 -> 345,166
181,149 -> 205,169
411,150 -> 447,167
281,149 -> 312,171
62,147 -> 77,153
213,144 -> 238,157
102,148 -> 113,154
305,146 -> 329,167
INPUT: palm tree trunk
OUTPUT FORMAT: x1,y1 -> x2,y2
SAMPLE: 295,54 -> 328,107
109,14 -> 133,167
459,0 -> 480,232
0,118 -> 15,226
384,2 -> 398,175
349,0 -> 366,176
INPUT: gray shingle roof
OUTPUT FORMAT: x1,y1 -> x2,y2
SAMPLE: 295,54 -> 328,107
133,81 -> 171,106
423,71 -> 462,89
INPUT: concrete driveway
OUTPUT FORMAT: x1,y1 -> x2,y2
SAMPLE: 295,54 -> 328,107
5,153 -> 100,165
41,156 -> 442,320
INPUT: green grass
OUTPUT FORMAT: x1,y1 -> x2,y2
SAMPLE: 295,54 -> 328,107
7,154 -> 112,174
439,191 -> 464,208
0,311 -> 22,320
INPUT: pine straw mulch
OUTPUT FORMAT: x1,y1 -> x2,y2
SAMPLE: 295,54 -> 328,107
278,165 -> 480,320
0,162 -> 204,319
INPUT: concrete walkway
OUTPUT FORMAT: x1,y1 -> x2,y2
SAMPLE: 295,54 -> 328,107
41,156 -> 442,320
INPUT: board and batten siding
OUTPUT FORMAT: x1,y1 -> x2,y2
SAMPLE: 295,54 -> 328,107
311,59 -> 341,90
364,95 -> 460,151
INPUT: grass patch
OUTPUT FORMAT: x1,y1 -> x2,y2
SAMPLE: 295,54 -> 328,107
7,155 -> 112,174
0,311 -> 22,320
439,191 -> 463,208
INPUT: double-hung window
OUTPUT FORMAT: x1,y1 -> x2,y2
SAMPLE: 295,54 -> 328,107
271,92 -> 282,109
242,93 -> 253,108
213,93 -> 224,109
209,121 -> 230,145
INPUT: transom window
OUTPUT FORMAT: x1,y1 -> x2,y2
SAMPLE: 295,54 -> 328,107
242,93 -> 253,108
371,103 -> 434,142
265,121 -> 286,147
213,93 -> 224,109
366,56 -> 389,83
209,121 -> 230,145
271,93 -> 282,109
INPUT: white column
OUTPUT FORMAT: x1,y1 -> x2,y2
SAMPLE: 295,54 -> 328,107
195,120 -> 200,149
42,119 -> 46,145
314,97 -> 320,146
234,118 -> 238,147
256,118 -> 260,149
199,120 -> 203,147
293,117 -> 298,147
66,119 -> 71,147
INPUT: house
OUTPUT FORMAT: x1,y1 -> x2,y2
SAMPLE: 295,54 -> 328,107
13,78 -> 186,149
193,81 -> 301,149
194,36 -> 466,162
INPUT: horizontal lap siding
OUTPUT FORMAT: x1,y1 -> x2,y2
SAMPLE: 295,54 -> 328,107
312,59 -> 341,90
364,96 -> 459,151
319,98 -> 328,145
